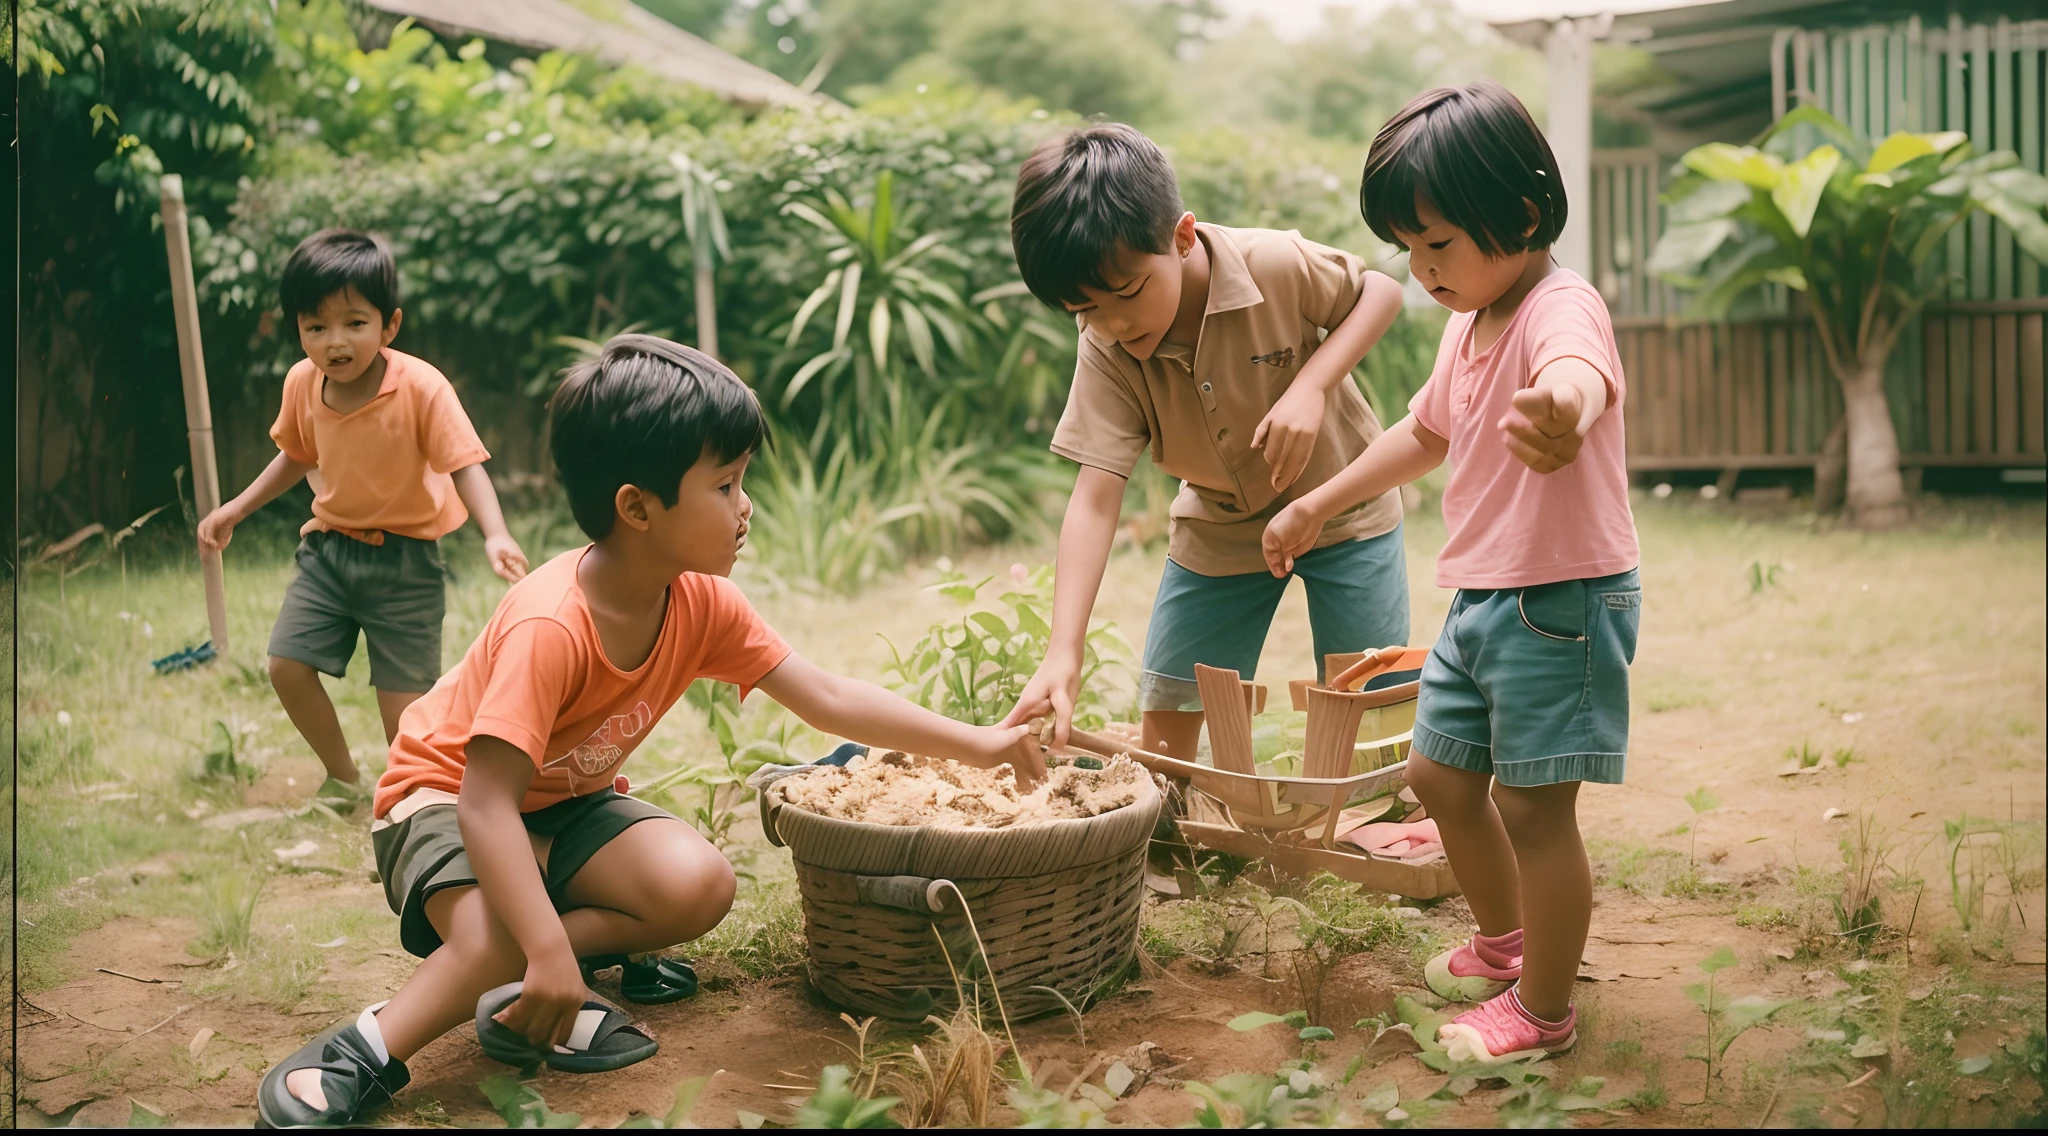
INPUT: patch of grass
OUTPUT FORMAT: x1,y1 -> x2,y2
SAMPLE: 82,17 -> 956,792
1589,838 -> 1689,897
1734,904 -> 1794,929
1644,684 -> 1710,713
694,872 -> 807,981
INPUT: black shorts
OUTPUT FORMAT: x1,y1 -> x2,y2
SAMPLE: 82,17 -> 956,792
371,789 -> 675,958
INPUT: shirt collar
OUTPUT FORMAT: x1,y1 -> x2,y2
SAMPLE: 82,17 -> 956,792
1197,223 -> 1263,316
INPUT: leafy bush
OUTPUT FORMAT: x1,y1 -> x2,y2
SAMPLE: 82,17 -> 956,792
881,563 -> 1133,728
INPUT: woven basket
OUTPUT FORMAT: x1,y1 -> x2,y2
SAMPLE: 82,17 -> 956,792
761,771 -> 1162,1023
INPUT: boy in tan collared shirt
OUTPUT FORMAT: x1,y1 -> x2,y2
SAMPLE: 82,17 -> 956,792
1000,124 -> 1410,759
199,230 -> 528,804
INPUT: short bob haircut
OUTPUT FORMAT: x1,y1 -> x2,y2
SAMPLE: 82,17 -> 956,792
547,334 -> 766,541
279,228 -> 401,323
1010,123 -> 1184,309
1360,81 -> 1567,258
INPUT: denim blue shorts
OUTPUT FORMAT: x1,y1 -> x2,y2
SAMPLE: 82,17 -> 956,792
1138,526 -> 1411,712
1411,568 -> 1641,787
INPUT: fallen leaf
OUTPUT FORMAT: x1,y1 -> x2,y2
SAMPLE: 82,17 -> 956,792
315,936 -> 348,949
188,1027 -> 215,1058
1771,947 -> 1796,960
1592,933 -> 1676,945
272,840 -> 320,860
1103,1061 -> 1135,1098
1822,807 -> 1848,821
1746,835 -> 1771,843
1777,766 -> 1824,777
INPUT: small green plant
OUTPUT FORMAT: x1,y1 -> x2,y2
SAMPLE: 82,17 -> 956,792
195,859 -> 264,961
1832,746 -> 1857,767
615,1078 -> 712,1128
1684,948 -> 1794,1096
794,1065 -> 902,1129
1945,812 -> 2003,933
882,564 -> 1132,729
1788,740 -> 1822,769
1835,811 -> 1899,949
194,720 -> 257,784
1496,1075 -> 1609,1128
1745,558 -> 1790,596
480,1074 -> 582,1128
1683,785 -> 1720,864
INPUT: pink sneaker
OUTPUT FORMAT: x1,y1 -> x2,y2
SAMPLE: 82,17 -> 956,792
1438,987 -> 1576,1064
1424,933 -> 1521,1002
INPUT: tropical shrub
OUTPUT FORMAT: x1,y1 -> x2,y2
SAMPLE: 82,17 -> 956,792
1650,108 -> 2048,526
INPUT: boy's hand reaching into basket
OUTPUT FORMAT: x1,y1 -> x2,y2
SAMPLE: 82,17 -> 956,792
970,722 -> 1048,788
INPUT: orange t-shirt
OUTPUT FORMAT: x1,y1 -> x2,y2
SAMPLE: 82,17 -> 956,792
270,348 -> 491,542
374,548 -> 793,817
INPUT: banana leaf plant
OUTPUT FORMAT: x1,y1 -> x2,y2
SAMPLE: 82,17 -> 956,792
1648,107 -> 2048,526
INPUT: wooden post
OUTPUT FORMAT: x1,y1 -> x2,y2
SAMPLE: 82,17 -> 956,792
160,174 -> 230,656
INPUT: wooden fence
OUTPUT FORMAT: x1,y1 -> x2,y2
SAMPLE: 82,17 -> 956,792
1618,301 -> 2047,471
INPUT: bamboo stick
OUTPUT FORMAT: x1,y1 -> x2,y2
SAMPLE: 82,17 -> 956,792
159,174 -> 230,656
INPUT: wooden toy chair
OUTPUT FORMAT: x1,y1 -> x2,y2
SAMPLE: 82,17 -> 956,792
1058,647 -> 1457,900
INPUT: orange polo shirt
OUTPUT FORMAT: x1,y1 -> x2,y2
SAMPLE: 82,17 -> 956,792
270,348 -> 490,543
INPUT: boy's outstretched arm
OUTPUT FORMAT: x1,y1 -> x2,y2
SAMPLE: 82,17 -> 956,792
1252,270 -> 1405,492
996,465 -> 1124,749
198,451 -> 314,553
451,464 -> 529,582
458,736 -> 587,1049
1263,414 -> 1447,577
757,654 -> 1048,784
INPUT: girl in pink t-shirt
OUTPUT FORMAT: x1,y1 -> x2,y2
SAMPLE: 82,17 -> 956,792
1265,81 -> 1641,1064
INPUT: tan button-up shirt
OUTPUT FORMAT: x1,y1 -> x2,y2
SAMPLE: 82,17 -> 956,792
1049,223 -> 1403,576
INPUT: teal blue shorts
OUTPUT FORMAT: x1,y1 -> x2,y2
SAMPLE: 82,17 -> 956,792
1411,568 -> 1641,788
1138,526 -> 1410,712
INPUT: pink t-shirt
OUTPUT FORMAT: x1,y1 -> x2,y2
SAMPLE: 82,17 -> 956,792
1409,269 -> 1639,589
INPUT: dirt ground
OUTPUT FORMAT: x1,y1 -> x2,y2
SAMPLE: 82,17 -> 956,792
12,494 -> 2047,1128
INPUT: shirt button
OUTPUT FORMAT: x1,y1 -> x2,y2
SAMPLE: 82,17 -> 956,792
1201,382 -> 1212,392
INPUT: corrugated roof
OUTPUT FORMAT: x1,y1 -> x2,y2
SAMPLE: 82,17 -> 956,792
1491,1 -> 2013,144
359,0 -> 814,108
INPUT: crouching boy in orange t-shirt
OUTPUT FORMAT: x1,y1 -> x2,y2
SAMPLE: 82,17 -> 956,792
255,335 -> 1046,1128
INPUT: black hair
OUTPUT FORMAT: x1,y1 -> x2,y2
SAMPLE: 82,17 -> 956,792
279,228 -> 401,323
547,334 -> 766,541
1360,81 -> 1567,258
1010,123 -> 1184,308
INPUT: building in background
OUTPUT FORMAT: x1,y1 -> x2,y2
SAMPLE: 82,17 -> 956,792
352,0 -> 815,108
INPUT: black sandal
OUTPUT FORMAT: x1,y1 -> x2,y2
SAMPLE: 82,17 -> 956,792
255,1014 -> 410,1128
582,953 -> 700,1005
474,982 -> 659,1073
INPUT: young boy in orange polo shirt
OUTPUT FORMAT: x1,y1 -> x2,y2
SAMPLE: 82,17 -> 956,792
255,335 -> 1044,1127
199,229 -> 529,806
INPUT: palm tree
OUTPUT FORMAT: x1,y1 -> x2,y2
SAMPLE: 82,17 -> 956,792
1649,108 -> 2048,527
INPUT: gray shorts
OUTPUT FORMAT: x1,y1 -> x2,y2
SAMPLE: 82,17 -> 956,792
268,530 -> 447,692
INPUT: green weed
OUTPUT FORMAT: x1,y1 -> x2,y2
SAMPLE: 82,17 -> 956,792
1684,948 -> 1794,1097
1683,785 -> 1720,865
